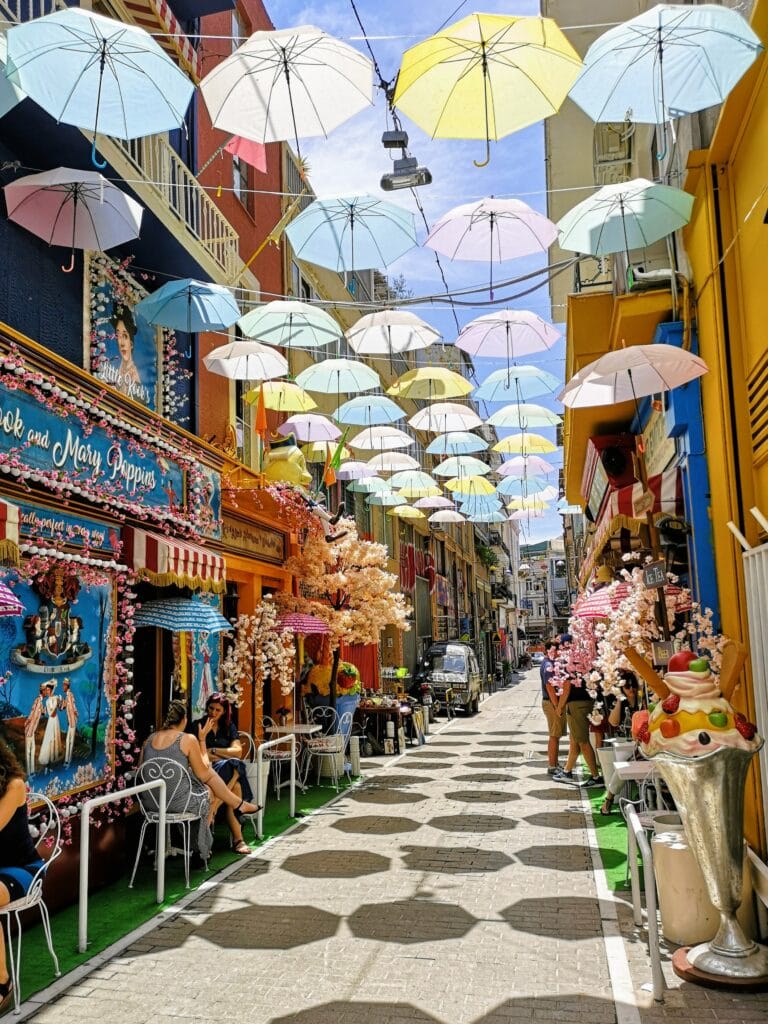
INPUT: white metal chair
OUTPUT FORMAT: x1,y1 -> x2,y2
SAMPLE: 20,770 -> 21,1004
1,792 -> 62,1014
236,730 -> 262,841
259,716 -> 294,801
237,730 -> 256,761
310,710 -> 355,792
129,758 -> 207,890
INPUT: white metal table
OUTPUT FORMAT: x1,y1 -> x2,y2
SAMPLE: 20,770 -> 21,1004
267,723 -> 322,790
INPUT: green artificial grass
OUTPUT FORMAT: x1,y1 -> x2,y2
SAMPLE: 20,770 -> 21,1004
17,778 -> 353,1005
587,787 -> 644,892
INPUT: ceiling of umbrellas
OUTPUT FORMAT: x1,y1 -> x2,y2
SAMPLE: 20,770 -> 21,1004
0,5 -> 760,527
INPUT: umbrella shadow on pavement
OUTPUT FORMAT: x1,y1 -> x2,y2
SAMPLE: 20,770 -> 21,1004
348,898 -> 477,944
331,815 -> 423,835
445,790 -> 520,804
463,760 -> 516,769
371,774 -> 434,786
467,749 -> 520,758
195,903 -> 341,950
524,810 -> 589,830
452,773 -> 518,784
500,896 -> 604,940
405,761 -> 455,770
405,749 -> 459,758
526,786 -> 585,801
423,740 -> 472,747
428,814 -> 517,834
348,788 -> 429,805
401,845 -> 513,874
513,845 -> 593,872
476,739 -> 525,747
270,1001 -> 443,1024
280,849 -> 390,878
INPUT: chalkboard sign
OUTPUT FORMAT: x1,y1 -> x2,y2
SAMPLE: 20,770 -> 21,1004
643,560 -> 667,589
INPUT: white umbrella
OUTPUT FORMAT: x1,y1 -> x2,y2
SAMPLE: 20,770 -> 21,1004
346,309 -> 441,356
277,414 -> 341,443
558,344 -> 709,407
348,426 -> 414,451
389,470 -> 437,491
366,452 -> 421,474
486,403 -> 561,428
456,309 -> 560,360
497,455 -> 556,478
429,509 -> 466,524
414,496 -> 455,510
408,402 -> 483,432
203,341 -> 287,380
433,456 -> 490,478
336,461 -> 377,481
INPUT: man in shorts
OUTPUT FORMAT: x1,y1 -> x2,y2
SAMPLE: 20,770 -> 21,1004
540,639 -> 566,775
553,635 -> 603,788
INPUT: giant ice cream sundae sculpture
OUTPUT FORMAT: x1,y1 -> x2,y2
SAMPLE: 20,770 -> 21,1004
627,644 -> 768,982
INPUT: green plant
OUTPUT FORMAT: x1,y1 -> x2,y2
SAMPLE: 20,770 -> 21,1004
476,544 -> 498,569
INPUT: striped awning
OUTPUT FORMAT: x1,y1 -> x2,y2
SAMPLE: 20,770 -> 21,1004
0,498 -> 20,566
123,527 -> 225,593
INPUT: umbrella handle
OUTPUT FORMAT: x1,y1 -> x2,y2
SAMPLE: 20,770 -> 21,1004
61,252 -> 76,274
473,138 -> 491,168
91,140 -> 107,170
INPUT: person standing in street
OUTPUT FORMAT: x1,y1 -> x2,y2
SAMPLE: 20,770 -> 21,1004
553,635 -> 604,788
540,639 -> 566,775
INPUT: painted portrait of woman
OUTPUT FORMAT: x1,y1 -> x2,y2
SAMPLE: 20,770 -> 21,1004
110,308 -> 143,399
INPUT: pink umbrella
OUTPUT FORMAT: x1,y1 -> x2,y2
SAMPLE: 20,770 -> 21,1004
278,414 -> 341,443
277,613 -> 330,635
336,461 -> 377,481
456,310 -> 560,361
0,580 -> 23,617
497,455 -> 556,478
224,135 -> 267,172
572,582 -> 631,619
414,496 -> 455,510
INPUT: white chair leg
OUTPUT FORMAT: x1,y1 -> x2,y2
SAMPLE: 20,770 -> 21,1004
4,914 -> 19,1013
37,901 -> 60,977
182,821 -> 191,889
129,820 -> 149,888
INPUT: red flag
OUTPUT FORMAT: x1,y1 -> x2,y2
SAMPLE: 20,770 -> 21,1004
254,383 -> 268,443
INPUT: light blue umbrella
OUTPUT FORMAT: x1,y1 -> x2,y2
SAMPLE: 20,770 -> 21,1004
285,194 -> 417,272
134,279 -> 240,332
347,476 -> 389,494
460,495 -> 502,517
433,456 -> 490,478
426,431 -> 488,456
238,300 -> 341,350
7,8 -> 194,168
486,403 -> 561,429
469,510 -> 507,524
366,490 -> 407,507
296,358 -> 380,395
496,475 -> 548,497
389,470 -> 437,491
569,4 -> 762,127
335,395 -> 405,425
474,365 -> 561,403
134,599 -> 231,633
0,33 -> 25,119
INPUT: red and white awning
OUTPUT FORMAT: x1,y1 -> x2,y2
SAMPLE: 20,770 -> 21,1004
123,527 -> 225,593
0,498 -> 20,565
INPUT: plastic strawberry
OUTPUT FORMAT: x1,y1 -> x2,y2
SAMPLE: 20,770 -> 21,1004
734,718 -> 757,741
661,694 -> 680,714
638,726 -> 651,744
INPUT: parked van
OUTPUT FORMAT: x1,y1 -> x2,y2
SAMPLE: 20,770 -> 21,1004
415,642 -> 483,715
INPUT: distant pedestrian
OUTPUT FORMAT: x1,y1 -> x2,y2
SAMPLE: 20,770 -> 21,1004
552,635 -> 603,789
540,639 -> 566,775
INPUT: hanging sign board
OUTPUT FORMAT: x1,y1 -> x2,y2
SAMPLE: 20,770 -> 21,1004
642,560 -> 666,589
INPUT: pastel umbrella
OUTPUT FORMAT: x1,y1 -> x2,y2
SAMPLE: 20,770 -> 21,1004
393,13 -> 582,167
446,475 -> 496,496
4,168 -> 143,273
388,505 -> 425,520
460,495 -> 502,516
456,310 -> 560,362
414,496 -> 455,510
387,366 -> 472,401
203,341 -> 287,380
486,403 -> 561,428
0,33 -> 25,119
302,441 -> 350,463
278,414 -> 341,442
199,25 -> 373,159
572,582 -> 632,619
367,452 -> 421,474
389,471 -> 437,492
246,381 -> 316,413
426,432 -> 488,455
399,484 -> 442,500
429,509 -> 466,524
134,599 -> 231,633
497,455 -> 556,477
508,508 -> 546,521
238,300 -> 341,349
135,279 -> 240,332
348,426 -> 414,451
367,490 -> 407,508
334,395 -> 405,426
433,456 -> 490,478
474,365 -> 560,403
557,179 -> 695,259
276,613 -> 330,635
493,433 -> 557,455
0,581 -> 23,617
507,495 -> 551,511
285,194 -> 417,272
6,8 -> 194,168
496,477 -> 557,499
336,461 -> 377,481
346,310 -> 440,356
296,358 -> 380,394
558,344 -> 708,407
469,510 -> 507,524
408,402 -> 482,432
347,476 -> 389,494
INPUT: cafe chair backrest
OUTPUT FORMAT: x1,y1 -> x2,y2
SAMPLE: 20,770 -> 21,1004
26,792 -> 62,901
136,758 -> 196,818
310,705 -> 338,736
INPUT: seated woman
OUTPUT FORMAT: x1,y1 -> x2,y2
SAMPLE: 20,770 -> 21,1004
0,738 -> 46,1011
190,694 -> 254,856
600,670 -> 642,815
142,700 -> 259,862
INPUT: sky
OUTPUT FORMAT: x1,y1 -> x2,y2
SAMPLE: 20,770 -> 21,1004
265,0 -> 568,544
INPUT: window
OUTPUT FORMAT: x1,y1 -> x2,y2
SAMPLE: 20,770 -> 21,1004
232,156 -> 252,215
231,7 -> 248,53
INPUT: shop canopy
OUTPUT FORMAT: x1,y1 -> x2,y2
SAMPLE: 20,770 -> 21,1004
122,526 -> 225,593
0,497 -> 20,565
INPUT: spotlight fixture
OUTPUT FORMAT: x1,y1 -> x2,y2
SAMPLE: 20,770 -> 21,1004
380,130 -> 432,192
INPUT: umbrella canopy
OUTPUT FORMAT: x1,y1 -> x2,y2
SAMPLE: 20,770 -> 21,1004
336,461 -> 377,482
366,452 -> 421,474
4,169 -> 142,269
414,496 -> 455,510
203,341 -> 287,381
389,470 -> 437,491
456,309 -> 560,361
558,344 -> 709,407
346,310 -> 441,356
246,381 -> 316,413
7,8 -> 194,167
557,179 -> 695,257
474,365 -> 560,403
277,612 -> 330,635
459,494 -> 502,515
493,432 -> 557,455
426,431 -> 488,455
366,490 -> 407,508
238,300 -> 341,349
393,13 -> 581,166
446,475 -> 496,496
334,395 -> 405,426
433,456 -> 490,478
572,582 -> 632,619
507,495 -> 551,511
0,581 -> 24,617
134,598 -> 231,633
285,194 -> 417,272
558,504 -> 584,515
301,441 -> 350,464
135,279 -> 240,332
0,33 -> 25,119
469,510 -> 507,524
496,477 -> 558,499
408,402 -> 483,432
296,358 -> 380,394
508,508 -> 547,521
347,476 -> 390,494
199,25 -> 373,155
486,403 -> 561,428
388,505 -> 425,520
427,197 -> 557,265
429,509 -> 466,524
348,426 -> 414,451
568,3 -> 763,125
399,484 -> 442,499
387,366 -> 472,401
278,414 -> 340,443
497,455 -> 556,477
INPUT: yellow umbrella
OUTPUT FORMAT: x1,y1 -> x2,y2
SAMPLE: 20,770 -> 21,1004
387,366 -> 472,401
301,441 -> 351,464
493,432 -> 557,455
393,13 -> 582,166
506,496 -> 552,511
246,380 -> 316,413
398,484 -> 442,499
388,505 -> 425,520
445,475 -> 496,496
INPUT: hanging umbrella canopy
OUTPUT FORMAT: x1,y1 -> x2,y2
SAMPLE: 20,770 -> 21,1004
367,490 -> 407,508
301,441 -> 350,464
496,477 -> 557,499
568,3 -> 763,125
409,402 -> 483,432
336,461 -> 377,482
493,432 -> 557,455
486,403 -> 561,429
497,455 -> 556,478
296,358 -> 381,394
572,582 -> 632,619
387,366 -> 472,401
134,598 -> 231,633
346,310 -> 441,356
429,509 -> 466,524
558,344 -> 709,407
278,414 -> 341,443
426,431 -> 488,455
4,169 -> 143,270
366,452 -> 421,474
414,496 -> 455,510
277,612 -> 330,635
388,505 -> 425,520
446,475 -> 496,496
199,25 -> 373,156
285,194 -> 417,272
456,309 -> 560,361
334,395 -> 405,426
203,341 -> 287,381
348,426 -> 414,451
389,470 -> 437,492
135,279 -> 240,332
399,485 -> 442,499
508,508 -> 546,521
347,476 -> 390,494
238,300 -> 341,349
0,581 -> 24,617
393,13 -> 582,166
507,495 -> 551,511
0,33 -> 25,119
433,456 -> 490,478
246,380 -> 316,412
7,8 -> 194,167
460,494 -> 502,515
469,510 -> 507,524
474,365 -> 561,403
557,179 -> 695,257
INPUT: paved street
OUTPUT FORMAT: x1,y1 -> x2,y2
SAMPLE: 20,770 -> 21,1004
24,674 -> 767,1024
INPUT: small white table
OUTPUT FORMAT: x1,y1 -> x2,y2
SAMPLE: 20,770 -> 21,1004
267,724 -> 322,736
614,759 -> 655,781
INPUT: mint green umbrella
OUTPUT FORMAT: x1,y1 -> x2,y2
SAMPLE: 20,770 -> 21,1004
474,365 -> 560,403
486,403 -> 561,429
238,300 -> 341,349
433,456 -> 490,478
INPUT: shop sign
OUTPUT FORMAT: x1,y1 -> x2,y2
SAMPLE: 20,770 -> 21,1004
587,457 -> 609,519
643,560 -> 666,589
642,410 -> 676,478
19,503 -> 120,554
221,516 -> 285,565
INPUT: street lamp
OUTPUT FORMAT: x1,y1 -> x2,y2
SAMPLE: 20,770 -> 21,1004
380,130 -> 432,191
